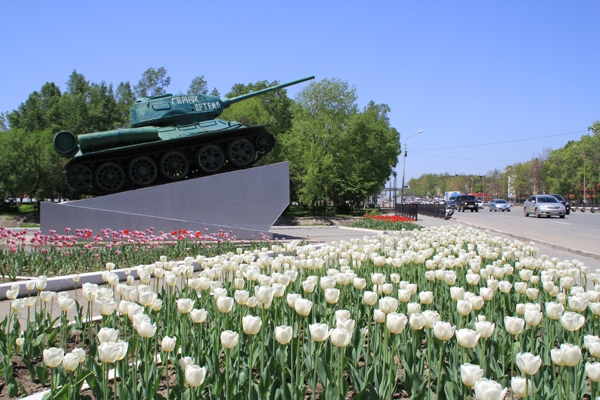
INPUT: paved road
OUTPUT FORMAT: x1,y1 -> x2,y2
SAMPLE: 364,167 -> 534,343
449,205 -> 600,259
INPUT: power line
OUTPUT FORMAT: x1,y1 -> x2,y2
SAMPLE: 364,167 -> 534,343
413,130 -> 587,152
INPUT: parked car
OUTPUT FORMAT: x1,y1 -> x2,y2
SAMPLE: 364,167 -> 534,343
477,200 -> 484,209
548,194 -> 571,215
489,199 -> 511,212
523,195 -> 566,218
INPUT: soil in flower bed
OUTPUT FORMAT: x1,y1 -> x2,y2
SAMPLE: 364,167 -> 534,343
0,329 -> 416,399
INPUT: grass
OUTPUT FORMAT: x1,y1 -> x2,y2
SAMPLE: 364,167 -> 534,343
0,202 -> 40,227
20,223 -> 40,228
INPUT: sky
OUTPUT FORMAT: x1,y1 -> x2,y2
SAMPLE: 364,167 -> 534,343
1,1 -> 598,183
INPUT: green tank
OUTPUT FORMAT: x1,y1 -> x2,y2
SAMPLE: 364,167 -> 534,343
54,76 -> 314,195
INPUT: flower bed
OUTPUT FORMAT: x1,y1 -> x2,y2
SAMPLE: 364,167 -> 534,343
349,214 -> 420,231
0,226 -> 276,281
1,225 -> 600,399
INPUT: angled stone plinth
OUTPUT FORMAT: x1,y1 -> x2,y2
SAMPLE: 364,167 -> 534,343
41,162 -> 289,240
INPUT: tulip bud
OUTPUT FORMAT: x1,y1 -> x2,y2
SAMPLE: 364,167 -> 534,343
511,376 -> 533,398
216,296 -> 234,314
220,330 -> 239,349
474,321 -> 495,338
161,336 -> 177,353
275,325 -> 293,345
179,356 -> 194,370
177,298 -> 195,314
185,365 -> 207,387
561,311 -> 585,332
190,308 -> 208,324
309,323 -> 330,342
325,288 -> 340,304
516,352 -> 542,375
457,300 -> 472,316
456,328 -> 480,349
295,298 -> 313,316
433,321 -> 456,341
386,312 -> 408,335
136,321 -> 157,338
585,362 -> 600,382
379,297 -> 398,314
409,313 -> 426,331
363,291 -> 379,306
460,363 -> 483,387
242,315 -> 262,335
474,378 -> 508,400
419,291 -> 434,305
373,309 -> 386,324
43,347 -> 64,368
330,328 -> 352,347
62,352 -> 80,371
98,327 -> 119,343
504,316 -> 525,336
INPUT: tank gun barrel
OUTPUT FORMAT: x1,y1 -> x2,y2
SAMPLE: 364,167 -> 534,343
221,76 -> 314,108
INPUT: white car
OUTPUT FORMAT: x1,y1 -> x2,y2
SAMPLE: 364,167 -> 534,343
523,195 -> 565,218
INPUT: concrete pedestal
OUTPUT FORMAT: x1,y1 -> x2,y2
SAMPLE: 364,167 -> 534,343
41,162 -> 289,240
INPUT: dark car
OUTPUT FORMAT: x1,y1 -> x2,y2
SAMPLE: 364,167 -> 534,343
548,194 -> 570,215
457,195 -> 479,212
446,195 -> 459,209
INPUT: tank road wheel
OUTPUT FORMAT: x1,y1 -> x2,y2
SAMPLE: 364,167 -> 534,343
66,164 -> 93,192
196,145 -> 225,174
227,139 -> 256,167
128,156 -> 158,187
95,162 -> 126,192
255,133 -> 274,152
160,151 -> 190,180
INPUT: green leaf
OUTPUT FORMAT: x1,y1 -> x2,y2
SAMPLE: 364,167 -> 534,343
444,379 -> 458,400
7,382 -> 17,398
353,384 -> 379,400
35,365 -> 48,386
316,356 -> 334,388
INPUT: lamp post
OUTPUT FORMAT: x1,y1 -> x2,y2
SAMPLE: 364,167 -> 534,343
400,130 -> 423,207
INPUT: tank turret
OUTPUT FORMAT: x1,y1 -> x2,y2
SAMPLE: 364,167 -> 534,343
54,76 -> 314,195
130,76 -> 314,128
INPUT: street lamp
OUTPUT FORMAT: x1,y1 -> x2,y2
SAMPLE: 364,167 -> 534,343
400,130 -> 423,207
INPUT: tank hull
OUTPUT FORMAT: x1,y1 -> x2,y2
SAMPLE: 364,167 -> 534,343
63,122 -> 274,195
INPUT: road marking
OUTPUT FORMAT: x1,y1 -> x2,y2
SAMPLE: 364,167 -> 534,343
550,221 -> 571,225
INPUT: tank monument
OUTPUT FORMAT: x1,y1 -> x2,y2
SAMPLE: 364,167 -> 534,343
41,76 -> 314,239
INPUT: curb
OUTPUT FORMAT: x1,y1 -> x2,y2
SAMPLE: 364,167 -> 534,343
0,261 -> 199,301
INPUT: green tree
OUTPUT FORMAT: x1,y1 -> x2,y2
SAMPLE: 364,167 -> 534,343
188,76 -> 209,94
282,78 -> 399,213
281,78 -> 357,212
115,81 -> 135,127
0,112 -> 8,132
7,82 -> 63,133
0,128 -> 68,201
61,71 -> 91,135
221,80 -> 295,165
87,81 -> 119,132
332,102 -> 400,207
134,67 -> 171,98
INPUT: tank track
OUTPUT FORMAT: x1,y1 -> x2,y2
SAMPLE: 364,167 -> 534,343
64,126 -> 274,195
